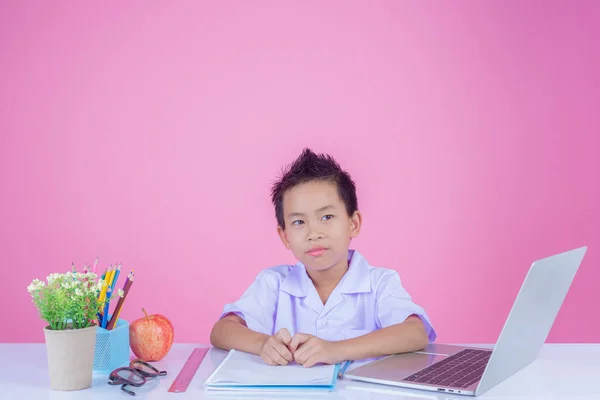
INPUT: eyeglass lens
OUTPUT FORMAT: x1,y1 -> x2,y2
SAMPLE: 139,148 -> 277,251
116,369 -> 145,385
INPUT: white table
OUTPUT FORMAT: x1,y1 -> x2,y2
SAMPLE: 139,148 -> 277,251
1,343 -> 599,399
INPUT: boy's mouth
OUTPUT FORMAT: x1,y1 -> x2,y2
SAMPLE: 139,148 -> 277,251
306,247 -> 328,257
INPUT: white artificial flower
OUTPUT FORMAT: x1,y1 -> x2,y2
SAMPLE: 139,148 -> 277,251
86,284 -> 97,295
47,273 -> 61,284
118,288 -> 124,298
27,279 -> 45,293
86,272 -> 98,280
75,288 -> 83,297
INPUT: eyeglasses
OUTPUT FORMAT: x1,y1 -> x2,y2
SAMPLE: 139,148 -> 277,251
108,359 -> 167,396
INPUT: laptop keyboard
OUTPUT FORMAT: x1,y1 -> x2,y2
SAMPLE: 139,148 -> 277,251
403,348 -> 491,389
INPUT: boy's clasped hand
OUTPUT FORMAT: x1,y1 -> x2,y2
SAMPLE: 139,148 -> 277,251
260,328 -> 344,368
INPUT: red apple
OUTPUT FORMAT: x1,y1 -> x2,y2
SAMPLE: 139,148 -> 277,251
129,308 -> 174,361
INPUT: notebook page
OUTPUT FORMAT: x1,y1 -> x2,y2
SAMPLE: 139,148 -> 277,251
206,350 -> 338,386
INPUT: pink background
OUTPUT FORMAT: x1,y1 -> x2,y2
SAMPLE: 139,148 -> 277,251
1,1 -> 598,344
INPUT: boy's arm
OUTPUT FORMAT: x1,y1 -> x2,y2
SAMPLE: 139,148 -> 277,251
210,314 -> 269,355
210,268 -> 283,355
339,315 -> 429,361
290,315 -> 429,367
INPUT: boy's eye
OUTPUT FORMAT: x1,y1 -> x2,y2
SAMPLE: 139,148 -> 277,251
321,214 -> 334,221
292,220 -> 304,226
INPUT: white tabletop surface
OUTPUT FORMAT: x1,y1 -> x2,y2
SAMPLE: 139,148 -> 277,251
1,343 -> 599,399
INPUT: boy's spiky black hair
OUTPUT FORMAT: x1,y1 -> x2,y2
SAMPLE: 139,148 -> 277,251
270,148 -> 358,229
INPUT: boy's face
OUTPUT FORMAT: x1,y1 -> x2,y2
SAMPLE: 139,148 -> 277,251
277,180 -> 361,272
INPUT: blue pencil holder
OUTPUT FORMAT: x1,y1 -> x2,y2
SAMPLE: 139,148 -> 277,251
93,318 -> 130,374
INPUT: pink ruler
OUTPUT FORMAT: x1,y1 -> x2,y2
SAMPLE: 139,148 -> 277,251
168,347 -> 209,393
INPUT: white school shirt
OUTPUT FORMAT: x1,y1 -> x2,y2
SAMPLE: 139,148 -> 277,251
221,249 -> 437,343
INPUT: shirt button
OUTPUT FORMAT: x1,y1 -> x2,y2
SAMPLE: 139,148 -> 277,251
321,320 -> 328,327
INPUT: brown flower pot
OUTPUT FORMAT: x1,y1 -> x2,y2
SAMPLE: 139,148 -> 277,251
43,323 -> 97,391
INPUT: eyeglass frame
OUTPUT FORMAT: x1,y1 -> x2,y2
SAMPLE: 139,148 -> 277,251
108,359 -> 167,396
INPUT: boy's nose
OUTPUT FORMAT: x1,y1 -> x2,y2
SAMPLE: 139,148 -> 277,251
306,229 -> 324,241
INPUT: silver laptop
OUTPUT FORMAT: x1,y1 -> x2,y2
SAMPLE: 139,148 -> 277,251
344,246 -> 587,396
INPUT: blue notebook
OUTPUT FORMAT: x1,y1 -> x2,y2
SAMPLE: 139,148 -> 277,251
204,349 -> 348,392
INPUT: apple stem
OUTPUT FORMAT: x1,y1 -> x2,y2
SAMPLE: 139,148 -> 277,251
142,308 -> 148,317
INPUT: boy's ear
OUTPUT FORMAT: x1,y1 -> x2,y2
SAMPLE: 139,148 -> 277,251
277,225 -> 291,249
349,210 -> 362,239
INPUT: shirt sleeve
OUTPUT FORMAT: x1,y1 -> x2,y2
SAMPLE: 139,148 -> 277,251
220,269 -> 280,336
375,270 -> 437,343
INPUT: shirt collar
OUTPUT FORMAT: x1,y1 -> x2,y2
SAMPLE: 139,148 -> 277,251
280,249 -> 372,297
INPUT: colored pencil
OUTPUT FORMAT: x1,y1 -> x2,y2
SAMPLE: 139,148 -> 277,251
106,265 -> 115,288
106,273 -> 134,330
98,268 -> 111,303
111,264 -> 121,292
115,271 -> 134,322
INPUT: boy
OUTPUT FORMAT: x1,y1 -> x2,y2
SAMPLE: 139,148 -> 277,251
210,148 -> 436,367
